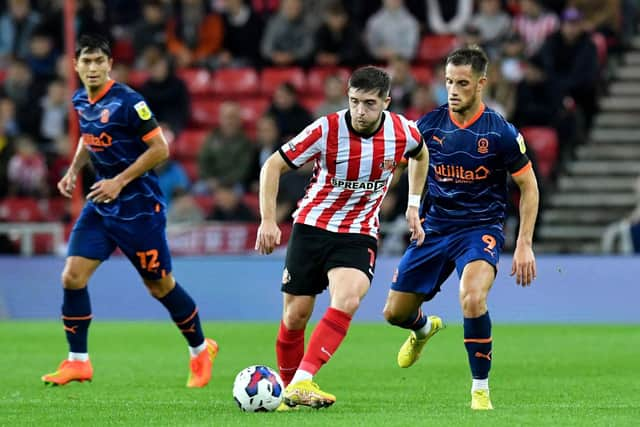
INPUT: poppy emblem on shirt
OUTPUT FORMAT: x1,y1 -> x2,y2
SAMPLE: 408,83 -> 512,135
380,158 -> 396,171
477,138 -> 489,154
100,108 -> 110,123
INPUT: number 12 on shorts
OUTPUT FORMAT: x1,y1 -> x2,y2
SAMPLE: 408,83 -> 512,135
136,249 -> 160,272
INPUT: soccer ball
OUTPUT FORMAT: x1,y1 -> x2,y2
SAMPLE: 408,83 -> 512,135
232,365 -> 284,412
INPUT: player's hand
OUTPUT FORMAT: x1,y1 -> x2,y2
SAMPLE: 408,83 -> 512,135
405,206 -> 425,246
86,178 -> 124,204
255,220 -> 281,255
511,243 -> 536,287
57,171 -> 77,198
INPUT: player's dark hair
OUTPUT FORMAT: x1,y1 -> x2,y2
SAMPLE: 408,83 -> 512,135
446,45 -> 489,77
75,34 -> 112,59
348,66 -> 390,98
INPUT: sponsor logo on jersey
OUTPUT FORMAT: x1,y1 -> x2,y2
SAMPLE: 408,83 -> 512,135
434,164 -> 490,183
331,177 -> 387,192
82,132 -> 113,151
134,101 -> 152,120
477,138 -> 489,154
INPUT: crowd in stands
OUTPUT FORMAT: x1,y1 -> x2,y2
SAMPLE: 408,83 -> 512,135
0,0 -> 638,254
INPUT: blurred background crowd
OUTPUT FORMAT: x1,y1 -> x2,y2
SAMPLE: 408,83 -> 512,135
0,0 -> 639,255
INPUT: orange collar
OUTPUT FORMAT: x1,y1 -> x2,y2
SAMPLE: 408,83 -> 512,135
88,79 -> 115,104
449,102 -> 485,129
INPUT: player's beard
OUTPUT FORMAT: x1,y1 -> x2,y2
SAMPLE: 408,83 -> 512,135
451,92 -> 477,115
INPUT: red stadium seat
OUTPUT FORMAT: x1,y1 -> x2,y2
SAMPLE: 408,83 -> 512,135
190,99 -> 221,128
238,98 -> 270,125
181,159 -> 200,182
212,68 -> 260,98
411,66 -> 435,85
417,35 -> 458,65
520,126 -> 559,180
177,68 -> 214,97
112,39 -> 135,65
260,67 -> 306,96
194,194 -> 215,216
127,69 -> 150,89
0,198 -> 44,222
0,69 -> 6,85
174,129 -> 209,160
300,96 -> 325,115
242,192 -> 260,216
306,66 -> 351,96
40,198 -> 70,221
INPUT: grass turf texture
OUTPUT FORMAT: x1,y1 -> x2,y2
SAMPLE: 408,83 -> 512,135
0,322 -> 638,426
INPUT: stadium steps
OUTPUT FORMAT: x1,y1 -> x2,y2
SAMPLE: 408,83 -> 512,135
535,46 -> 640,254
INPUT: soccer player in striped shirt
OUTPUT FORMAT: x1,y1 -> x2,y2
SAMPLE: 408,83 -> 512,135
256,66 -> 430,409
41,34 -> 217,387
383,46 -> 539,410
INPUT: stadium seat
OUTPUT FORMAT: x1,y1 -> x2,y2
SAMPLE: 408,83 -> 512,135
41,198 -> 70,222
411,65 -> 434,85
0,69 -> 6,85
194,194 -> 215,216
242,192 -> 260,216
190,99 -> 221,128
177,68 -> 214,97
520,126 -> 559,180
260,67 -> 306,96
300,96 -> 325,115
173,129 -> 209,160
238,98 -> 270,125
212,68 -> 260,98
417,35 -> 458,65
0,198 -> 44,222
127,69 -> 150,89
181,159 -> 200,182
306,66 -> 351,96
112,38 -> 135,65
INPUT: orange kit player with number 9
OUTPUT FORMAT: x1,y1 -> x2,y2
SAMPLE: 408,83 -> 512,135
42,34 -> 217,387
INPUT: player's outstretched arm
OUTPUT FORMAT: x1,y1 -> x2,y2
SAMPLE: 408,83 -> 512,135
87,131 -> 169,204
510,167 -> 539,287
255,152 -> 291,255
406,144 -> 429,246
58,138 -> 90,198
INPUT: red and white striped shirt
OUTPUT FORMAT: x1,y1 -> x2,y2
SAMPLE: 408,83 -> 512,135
279,109 -> 423,238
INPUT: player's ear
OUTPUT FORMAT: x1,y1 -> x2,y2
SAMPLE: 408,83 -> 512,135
477,75 -> 488,93
383,96 -> 391,110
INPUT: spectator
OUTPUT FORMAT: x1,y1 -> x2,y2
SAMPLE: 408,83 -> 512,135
470,0 -> 512,59
569,0 -> 620,41
167,190 -> 205,224
156,159 -> 191,206
206,182 -> 256,222
1,59 -> 43,138
0,0 -> 41,63
25,31 -> 58,81
7,134 -> 48,197
313,74 -> 348,118
0,121 -> 14,198
39,79 -> 67,144
314,0 -> 366,67
484,62 -> 516,119
261,0 -> 314,66
249,114 -> 280,192
219,0 -> 264,67
267,82 -> 313,141
513,0 -> 560,57
499,32 -> 527,84
0,96 -> 20,137
536,7 -> 599,129
47,134 -> 71,195
198,101 -> 254,192
388,55 -> 417,113
139,55 -> 190,134
364,0 -> 420,61
424,0 -> 473,35
131,0 -> 168,62
166,0 -> 224,68
403,84 -> 436,121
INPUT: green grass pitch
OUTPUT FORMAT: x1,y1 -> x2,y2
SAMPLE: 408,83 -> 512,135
0,322 -> 639,426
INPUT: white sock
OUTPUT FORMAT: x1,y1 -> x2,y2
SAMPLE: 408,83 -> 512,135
290,369 -> 313,385
189,340 -> 207,357
414,316 -> 432,338
472,378 -> 489,391
68,352 -> 89,362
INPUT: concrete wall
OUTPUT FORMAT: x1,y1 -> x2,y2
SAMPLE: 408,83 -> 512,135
1,256 -> 638,323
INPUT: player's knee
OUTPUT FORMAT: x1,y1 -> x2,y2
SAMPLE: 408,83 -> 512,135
332,295 -> 360,316
460,291 -> 487,316
382,307 -> 408,326
61,269 -> 87,289
282,309 -> 310,330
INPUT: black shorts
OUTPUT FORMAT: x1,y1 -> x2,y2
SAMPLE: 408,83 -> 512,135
281,223 -> 378,296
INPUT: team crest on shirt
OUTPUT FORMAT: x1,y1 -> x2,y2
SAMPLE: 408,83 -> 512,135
380,158 -> 396,171
477,138 -> 489,154
100,108 -> 110,123
134,101 -> 152,120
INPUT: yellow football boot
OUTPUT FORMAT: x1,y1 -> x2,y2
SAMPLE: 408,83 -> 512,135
283,379 -> 336,409
397,315 -> 443,368
471,389 -> 494,410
